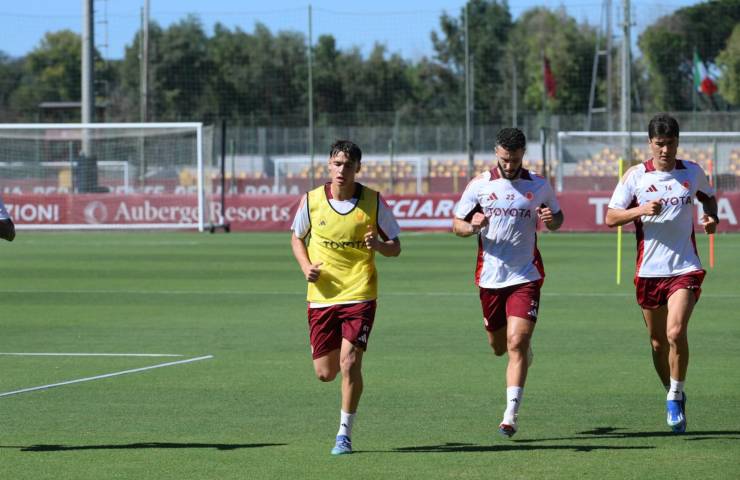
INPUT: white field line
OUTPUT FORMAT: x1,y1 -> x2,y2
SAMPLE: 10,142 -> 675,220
2,289 -> 736,299
0,353 -> 183,357
0,355 -> 213,399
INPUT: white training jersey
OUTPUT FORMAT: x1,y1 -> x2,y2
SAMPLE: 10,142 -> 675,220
291,185 -> 401,241
454,168 -> 561,289
608,158 -> 714,278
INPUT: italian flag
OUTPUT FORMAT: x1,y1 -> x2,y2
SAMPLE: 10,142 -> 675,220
693,51 -> 717,96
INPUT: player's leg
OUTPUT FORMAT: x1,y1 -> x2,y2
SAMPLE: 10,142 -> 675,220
312,349 -> 340,382
505,315 -> 535,387
498,281 -> 539,438
481,288 -> 507,356
666,289 -> 695,384
641,306 -> 670,389
308,306 -> 342,382
486,328 -> 507,356
498,315 -> 535,438
331,301 -> 375,455
663,288 -> 697,433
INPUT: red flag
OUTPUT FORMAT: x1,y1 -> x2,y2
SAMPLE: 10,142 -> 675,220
543,56 -> 556,98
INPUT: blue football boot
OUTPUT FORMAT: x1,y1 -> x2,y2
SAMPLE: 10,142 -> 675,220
331,435 -> 352,455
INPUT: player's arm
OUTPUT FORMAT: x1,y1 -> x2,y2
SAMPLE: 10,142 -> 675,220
452,175 -> 487,237
697,192 -> 719,234
291,232 -> 322,282
605,166 -> 660,228
606,200 -> 663,227
364,227 -> 400,257
605,202 -> 661,228
290,194 -> 321,282
537,206 -> 563,231
0,218 -> 15,242
453,214 -> 487,237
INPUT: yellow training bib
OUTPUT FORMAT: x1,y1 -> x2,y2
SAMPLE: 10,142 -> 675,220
306,184 -> 379,303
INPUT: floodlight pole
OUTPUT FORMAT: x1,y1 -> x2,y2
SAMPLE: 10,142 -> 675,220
512,57 -> 518,127
307,4 -> 315,189
140,0 -> 149,124
620,0 -> 632,164
82,0 -> 94,131
81,0 -> 96,193
465,3 -> 474,177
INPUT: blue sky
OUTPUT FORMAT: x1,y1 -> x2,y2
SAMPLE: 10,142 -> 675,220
3,0 -> 701,60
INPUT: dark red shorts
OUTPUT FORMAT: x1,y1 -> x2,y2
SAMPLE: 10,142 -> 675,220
635,270 -> 705,309
479,281 -> 541,332
307,300 -> 376,359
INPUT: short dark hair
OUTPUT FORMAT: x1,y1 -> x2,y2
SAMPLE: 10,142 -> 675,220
495,128 -> 526,151
648,113 -> 680,139
329,140 -> 362,164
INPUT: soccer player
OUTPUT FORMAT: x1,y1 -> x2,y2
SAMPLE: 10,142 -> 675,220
290,140 -> 401,455
0,194 -> 15,242
605,113 -> 718,433
453,127 -> 563,438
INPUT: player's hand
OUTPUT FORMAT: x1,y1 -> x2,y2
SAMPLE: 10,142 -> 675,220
641,200 -> 662,216
364,225 -> 380,250
303,262 -> 322,282
701,214 -> 718,234
470,212 -> 488,234
536,206 -> 553,225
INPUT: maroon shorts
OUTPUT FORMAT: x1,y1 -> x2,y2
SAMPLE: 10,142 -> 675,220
635,270 -> 705,309
479,281 -> 541,332
307,300 -> 376,359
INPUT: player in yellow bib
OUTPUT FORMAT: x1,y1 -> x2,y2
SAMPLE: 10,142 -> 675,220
291,140 -> 401,455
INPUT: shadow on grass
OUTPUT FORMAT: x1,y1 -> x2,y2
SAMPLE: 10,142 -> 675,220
4,442 -> 286,452
510,427 -> 740,443
376,442 -> 654,454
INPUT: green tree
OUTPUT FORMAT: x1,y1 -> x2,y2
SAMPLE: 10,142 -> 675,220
0,52 -> 23,121
431,0 -> 513,122
716,24 -> 740,106
638,0 -> 740,110
313,35 -> 346,117
505,7 -> 597,116
9,30 -> 81,120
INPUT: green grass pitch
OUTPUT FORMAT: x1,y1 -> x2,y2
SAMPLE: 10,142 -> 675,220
1,231 -> 738,479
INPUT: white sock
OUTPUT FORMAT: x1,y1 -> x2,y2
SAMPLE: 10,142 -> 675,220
667,378 -> 684,401
503,386 -> 524,420
337,410 -> 355,438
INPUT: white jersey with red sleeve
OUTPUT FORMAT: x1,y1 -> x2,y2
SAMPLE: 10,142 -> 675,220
608,158 -> 714,278
454,168 -> 561,289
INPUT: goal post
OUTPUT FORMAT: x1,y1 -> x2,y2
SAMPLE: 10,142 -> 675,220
0,122 -> 215,231
556,131 -> 740,193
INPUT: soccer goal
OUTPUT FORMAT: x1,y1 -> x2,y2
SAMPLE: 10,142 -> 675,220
0,122 -> 216,231
557,131 -> 740,192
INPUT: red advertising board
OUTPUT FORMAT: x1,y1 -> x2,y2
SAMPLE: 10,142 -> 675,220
6,192 -> 740,232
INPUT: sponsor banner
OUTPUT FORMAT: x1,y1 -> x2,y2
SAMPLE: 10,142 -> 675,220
6,192 -> 740,232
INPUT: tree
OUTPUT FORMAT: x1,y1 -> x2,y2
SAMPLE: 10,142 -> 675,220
716,24 -> 740,106
431,0 -> 513,122
313,35 -> 346,117
9,30 -> 82,120
0,52 -> 23,121
505,7 -> 597,116
638,0 -> 740,110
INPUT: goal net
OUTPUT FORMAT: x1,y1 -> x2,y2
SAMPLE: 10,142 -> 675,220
0,123 -> 216,231
556,131 -> 740,193
273,155 -> 425,195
